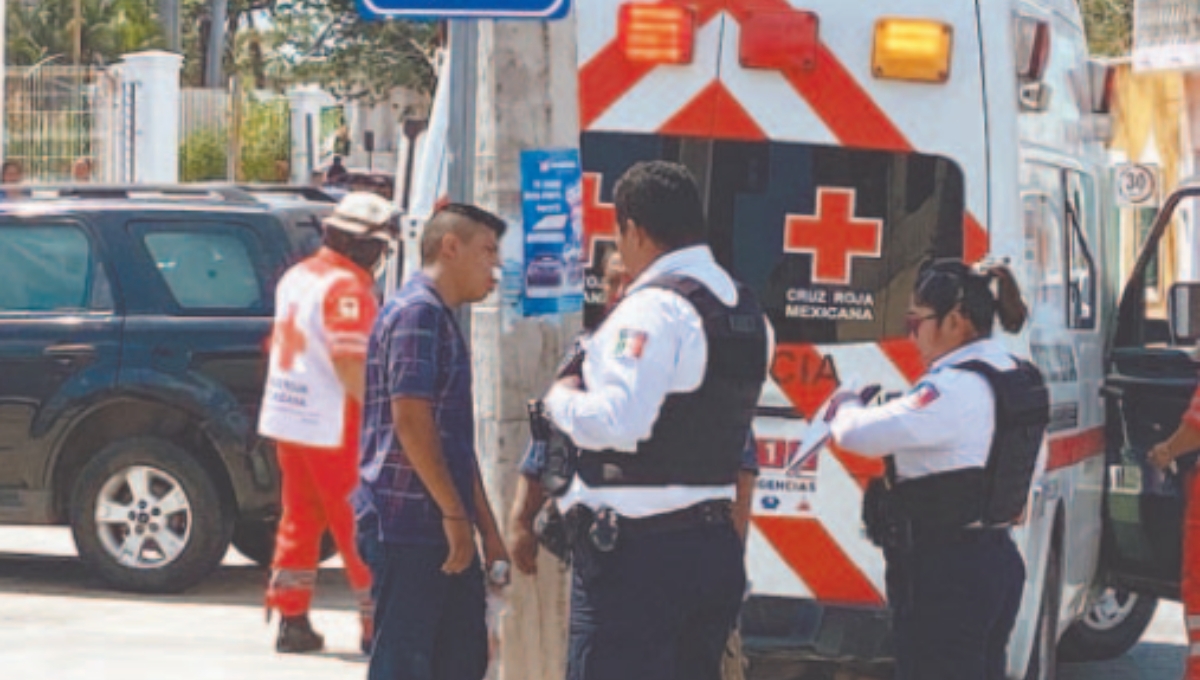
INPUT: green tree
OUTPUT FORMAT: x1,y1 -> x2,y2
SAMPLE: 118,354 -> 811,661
7,0 -> 165,66
265,0 -> 438,102
1080,0 -> 1134,57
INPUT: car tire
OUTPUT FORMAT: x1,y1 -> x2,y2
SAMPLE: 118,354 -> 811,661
1058,586 -> 1157,663
1025,538 -> 1062,680
70,437 -> 234,593
231,519 -> 337,568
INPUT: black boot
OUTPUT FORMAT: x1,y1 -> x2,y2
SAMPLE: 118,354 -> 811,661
276,614 -> 325,654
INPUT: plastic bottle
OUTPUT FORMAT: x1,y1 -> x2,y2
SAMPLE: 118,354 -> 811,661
484,561 -> 511,679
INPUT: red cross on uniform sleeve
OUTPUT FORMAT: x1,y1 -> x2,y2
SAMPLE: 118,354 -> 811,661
582,172 -> 618,269
784,188 -> 883,286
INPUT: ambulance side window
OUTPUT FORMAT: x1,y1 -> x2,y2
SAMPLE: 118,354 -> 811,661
1022,185 -> 1066,330
1064,172 -> 1097,329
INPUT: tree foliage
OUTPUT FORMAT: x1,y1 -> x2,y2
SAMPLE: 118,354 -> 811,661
1080,0 -> 1134,57
7,0 -> 165,66
264,0 -> 438,102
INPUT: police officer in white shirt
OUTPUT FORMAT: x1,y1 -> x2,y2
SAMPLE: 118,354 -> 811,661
544,161 -> 769,680
827,259 -> 1047,680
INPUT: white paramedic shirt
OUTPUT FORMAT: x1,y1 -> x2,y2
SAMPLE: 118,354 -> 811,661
544,245 -> 773,518
829,338 -> 1014,481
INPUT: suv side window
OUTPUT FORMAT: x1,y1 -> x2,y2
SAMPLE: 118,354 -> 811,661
143,230 -> 263,311
0,223 -> 112,312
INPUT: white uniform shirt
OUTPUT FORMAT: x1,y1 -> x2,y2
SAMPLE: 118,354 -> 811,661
829,338 -> 1014,481
544,245 -> 773,517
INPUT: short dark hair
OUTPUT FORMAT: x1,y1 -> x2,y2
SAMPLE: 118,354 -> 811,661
421,203 -> 507,264
613,161 -> 706,249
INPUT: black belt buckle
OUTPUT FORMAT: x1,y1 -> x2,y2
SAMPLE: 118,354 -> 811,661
589,505 -> 619,552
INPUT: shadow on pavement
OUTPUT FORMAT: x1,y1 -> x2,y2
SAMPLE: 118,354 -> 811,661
1058,642 -> 1184,680
0,552 -> 358,611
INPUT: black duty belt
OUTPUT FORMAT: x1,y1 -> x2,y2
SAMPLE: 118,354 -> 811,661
910,524 -> 1009,548
618,499 -> 733,539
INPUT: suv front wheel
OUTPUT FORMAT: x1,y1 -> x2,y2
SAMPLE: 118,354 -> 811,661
70,437 -> 235,593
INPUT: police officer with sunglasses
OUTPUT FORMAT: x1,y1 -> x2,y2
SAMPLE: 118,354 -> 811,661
826,259 -> 1050,680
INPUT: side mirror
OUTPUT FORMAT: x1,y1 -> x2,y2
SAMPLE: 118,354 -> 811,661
1169,282 -> 1200,344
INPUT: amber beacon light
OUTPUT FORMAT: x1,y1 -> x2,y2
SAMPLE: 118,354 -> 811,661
872,18 -> 953,83
619,2 -> 697,65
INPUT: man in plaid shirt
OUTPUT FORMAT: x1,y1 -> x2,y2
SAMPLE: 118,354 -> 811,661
356,204 -> 509,680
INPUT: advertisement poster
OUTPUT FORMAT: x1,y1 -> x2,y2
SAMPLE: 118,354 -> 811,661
521,149 -> 585,316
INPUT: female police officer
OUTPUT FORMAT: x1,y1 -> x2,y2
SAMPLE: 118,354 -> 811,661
827,259 -> 1047,680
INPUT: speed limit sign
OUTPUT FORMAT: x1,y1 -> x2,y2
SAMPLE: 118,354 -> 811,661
1115,164 -> 1160,207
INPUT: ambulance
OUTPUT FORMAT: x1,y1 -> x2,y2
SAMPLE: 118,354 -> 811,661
398,1 -> 1160,677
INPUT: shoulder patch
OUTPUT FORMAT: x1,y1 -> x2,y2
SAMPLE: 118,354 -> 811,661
614,329 -> 648,359
336,296 -> 361,321
903,381 -> 941,410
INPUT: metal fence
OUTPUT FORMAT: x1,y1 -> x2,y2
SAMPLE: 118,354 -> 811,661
179,87 -> 232,182
4,66 -> 118,183
179,84 -> 291,183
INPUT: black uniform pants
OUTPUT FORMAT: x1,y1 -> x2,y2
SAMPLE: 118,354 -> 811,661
885,529 -> 1025,680
566,522 -> 745,680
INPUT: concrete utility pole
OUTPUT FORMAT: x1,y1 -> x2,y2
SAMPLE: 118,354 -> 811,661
159,0 -> 182,53
73,0 -> 83,65
470,12 -> 580,680
0,0 -> 7,169
205,0 -> 228,87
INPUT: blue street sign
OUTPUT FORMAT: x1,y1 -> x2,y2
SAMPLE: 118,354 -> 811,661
357,0 -> 570,20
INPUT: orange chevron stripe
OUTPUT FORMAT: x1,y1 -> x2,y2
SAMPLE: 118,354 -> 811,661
754,515 -> 884,606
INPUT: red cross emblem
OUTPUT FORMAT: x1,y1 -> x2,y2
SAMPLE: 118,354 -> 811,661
784,188 -> 883,286
582,172 -> 618,268
274,305 -> 307,372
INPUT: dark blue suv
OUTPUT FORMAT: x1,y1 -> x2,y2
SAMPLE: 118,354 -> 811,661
0,185 -> 334,593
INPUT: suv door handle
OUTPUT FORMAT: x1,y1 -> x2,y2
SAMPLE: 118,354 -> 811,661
44,343 -> 97,365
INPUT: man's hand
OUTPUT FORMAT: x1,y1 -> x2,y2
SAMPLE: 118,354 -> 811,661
442,517 -> 475,574
482,524 -> 510,577
1149,442 -> 1177,472
509,476 -> 547,576
510,518 -> 539,575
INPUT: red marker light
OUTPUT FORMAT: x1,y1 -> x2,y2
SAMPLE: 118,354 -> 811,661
618,2 -> 697,65
739,10 -> 819,72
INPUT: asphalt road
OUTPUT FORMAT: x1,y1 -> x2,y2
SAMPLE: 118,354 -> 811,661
0,527 -> 1187,680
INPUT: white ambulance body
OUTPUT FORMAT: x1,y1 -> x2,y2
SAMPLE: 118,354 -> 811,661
574,1 -> 1117,677
400,0 -> 1135,676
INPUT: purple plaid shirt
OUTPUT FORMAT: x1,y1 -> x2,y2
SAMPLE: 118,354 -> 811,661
356,273 -> 477,545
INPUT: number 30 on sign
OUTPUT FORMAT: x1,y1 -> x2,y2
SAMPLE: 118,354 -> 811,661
1115,163 -> 1160,207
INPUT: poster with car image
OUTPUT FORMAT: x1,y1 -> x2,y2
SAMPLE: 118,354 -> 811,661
521,148 -> 585,316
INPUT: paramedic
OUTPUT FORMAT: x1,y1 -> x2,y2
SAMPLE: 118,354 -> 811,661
257,192 -> 398,654
827,259 -> 1044,680
1148,388 -> 1200,680
543,161 -> 770,680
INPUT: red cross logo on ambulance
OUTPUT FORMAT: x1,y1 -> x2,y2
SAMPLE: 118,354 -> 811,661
582,172 -> 617,269
784,188 -> 883,286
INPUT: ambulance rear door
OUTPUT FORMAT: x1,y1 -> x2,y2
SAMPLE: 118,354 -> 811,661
578,0 -> 989,653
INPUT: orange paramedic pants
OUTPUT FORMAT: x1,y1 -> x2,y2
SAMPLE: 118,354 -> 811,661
267,438 -> 372,617
1186,469 -> 1200,679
